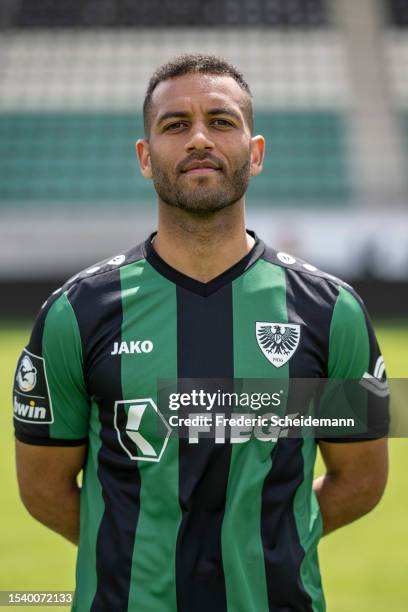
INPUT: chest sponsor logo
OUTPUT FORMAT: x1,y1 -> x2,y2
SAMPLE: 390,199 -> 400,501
114,398 -> 171,461
256,322 -> 301,368
13,349 -> 54,424
111,340 -> 153,355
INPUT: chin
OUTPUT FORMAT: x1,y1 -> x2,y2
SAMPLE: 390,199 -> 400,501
177,198 -> 236,216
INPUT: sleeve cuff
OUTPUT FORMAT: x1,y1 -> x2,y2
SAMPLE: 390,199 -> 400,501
318,435 -> 387,443
15,432 -> 88,446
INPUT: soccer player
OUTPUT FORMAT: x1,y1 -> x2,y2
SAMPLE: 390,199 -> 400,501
13,54 -> 388,611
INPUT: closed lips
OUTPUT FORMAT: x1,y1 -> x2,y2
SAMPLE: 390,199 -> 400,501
182,161 -> 220,172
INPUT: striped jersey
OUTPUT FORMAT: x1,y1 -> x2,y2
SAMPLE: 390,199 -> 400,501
13,231 -> 387,612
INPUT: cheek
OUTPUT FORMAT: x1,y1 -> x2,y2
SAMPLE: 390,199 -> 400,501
218,135 -> 252,166
150,142 -> 183,175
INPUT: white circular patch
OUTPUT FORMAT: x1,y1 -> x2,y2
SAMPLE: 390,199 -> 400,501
277,252 -> 296,265
85,266 -> 101,274
17,355 -> 37,392
108,255 -> 126,266
302,263 -> 317,272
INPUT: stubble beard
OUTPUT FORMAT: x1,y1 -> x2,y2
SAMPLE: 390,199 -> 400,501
151,158 -> 252,217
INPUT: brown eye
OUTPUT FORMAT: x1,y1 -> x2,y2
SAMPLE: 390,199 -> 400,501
165,122 -> 187,131
212,119 -> 232,127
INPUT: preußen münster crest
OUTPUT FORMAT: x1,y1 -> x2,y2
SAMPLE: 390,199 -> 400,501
256,323 -> 301,368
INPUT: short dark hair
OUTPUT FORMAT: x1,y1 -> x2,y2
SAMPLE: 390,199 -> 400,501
143,53 -> 254,137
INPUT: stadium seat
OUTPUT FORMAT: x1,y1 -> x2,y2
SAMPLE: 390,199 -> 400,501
0,111 -> 351,206
11,0 -> 327,28
385,0 -> 408,26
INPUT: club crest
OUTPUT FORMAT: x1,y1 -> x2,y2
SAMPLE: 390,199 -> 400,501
256,322 -> 301,368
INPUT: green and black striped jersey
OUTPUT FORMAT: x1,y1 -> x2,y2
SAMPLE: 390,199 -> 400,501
13,231 -> 388,612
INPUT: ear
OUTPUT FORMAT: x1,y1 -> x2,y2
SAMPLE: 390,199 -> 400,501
249,135 -> 265,177
136,139 -> 153,179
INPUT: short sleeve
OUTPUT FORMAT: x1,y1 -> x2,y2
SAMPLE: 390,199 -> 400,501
317,285 -> 389,442
13,290 -> 90,446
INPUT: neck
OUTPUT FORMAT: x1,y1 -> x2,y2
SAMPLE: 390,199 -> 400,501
152,200 -> 255,283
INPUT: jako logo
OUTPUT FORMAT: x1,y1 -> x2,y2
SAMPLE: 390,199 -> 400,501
111,340 -> 153,355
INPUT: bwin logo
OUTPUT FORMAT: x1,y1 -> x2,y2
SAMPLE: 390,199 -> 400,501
111,340 -> 153,355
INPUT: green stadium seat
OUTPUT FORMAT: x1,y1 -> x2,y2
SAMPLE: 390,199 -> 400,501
0,112 -> 352,208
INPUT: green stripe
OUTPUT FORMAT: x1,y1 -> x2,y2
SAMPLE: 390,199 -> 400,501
293,439 -> 325,612
42,291 -> 89,440
295,285 -> 371,611
328,287 -> 370,377
43,292 -> 104,608
401,111 -> 408,170
120,259 -> 181,611
325,286 -> 370,435
74,400 -> 104,610
250,111 -> 352,203
222,260 -> 288,611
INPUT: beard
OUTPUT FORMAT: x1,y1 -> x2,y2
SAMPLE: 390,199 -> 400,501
150,153 -> 251,216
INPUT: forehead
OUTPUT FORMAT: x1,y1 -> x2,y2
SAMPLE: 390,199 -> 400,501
150,73 -> 247,118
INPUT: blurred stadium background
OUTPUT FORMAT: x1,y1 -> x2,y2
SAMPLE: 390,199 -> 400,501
1,0 -> 408,316
0,0 -> 407,610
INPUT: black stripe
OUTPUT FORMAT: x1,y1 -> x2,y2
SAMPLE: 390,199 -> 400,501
68,270 -> 141,611
348,289 -> 390,439
261,438 -> 312,611
14,433 -> 88,446
175,285 -> 233,612
260,269 -> 338,611
16,292 -> 64,440
266,268 -> 337,609
355,292 -> 383,374
284,268 -> 339,437
284,269 -> 339,379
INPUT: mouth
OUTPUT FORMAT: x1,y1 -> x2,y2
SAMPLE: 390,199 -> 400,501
183,167 -> 220,175
181,159 -> 222,175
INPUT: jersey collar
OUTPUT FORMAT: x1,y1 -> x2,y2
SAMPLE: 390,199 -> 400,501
143,230 -> 265,297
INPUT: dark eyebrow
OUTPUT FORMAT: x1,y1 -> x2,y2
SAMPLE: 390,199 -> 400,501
206,107 -> 242,122
156,111 -> 190,126
156,107 -> 242,127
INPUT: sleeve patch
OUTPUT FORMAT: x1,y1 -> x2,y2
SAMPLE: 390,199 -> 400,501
13,349 -> 54,425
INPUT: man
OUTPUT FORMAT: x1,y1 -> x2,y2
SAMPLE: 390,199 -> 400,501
13,54 -> 388,611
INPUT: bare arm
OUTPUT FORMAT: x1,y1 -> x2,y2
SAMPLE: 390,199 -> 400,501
313,438 -> 388,536
15,440 -> 87,545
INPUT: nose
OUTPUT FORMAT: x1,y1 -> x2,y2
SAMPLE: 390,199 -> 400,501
185,123 -> 214,152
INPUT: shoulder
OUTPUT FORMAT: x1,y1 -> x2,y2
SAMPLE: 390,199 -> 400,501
39,240 -> 148,316
261,244 -> 362,308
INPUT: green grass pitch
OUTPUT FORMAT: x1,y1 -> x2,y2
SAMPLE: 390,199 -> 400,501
1,322 -> 407,611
